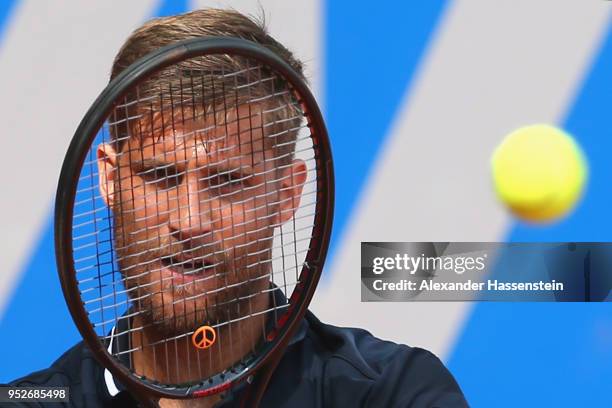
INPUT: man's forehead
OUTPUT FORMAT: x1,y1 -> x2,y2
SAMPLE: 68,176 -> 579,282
122,104 -> 272,165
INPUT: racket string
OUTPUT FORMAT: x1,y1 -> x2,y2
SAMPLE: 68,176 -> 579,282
72,54 -> 319,387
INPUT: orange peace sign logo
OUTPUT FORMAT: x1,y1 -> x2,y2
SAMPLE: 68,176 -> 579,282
192,325 -> 216,350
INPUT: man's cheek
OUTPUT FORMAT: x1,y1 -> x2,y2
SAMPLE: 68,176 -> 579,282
254,194 -> 276,228
127,185 -> 168,231
144,189 -> 169,227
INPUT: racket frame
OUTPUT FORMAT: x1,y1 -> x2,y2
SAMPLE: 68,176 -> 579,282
55,36 -> 334,401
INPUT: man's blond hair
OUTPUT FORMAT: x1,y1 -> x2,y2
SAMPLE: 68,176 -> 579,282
110,8 -> 305,163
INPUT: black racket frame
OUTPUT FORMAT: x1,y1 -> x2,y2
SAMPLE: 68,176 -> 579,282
55,36 -> 334,403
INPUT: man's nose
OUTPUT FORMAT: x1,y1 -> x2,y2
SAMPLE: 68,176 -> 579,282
168,169 -> 214,244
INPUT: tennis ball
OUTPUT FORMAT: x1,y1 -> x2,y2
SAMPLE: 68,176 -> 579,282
491,124 -> 588,223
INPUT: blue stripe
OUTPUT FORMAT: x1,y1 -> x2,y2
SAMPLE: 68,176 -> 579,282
0,0 -> 18,48
448,20 -> 612,407
324,0 -> 449,268
154,0 -> 188,18
0,215 -> 80,382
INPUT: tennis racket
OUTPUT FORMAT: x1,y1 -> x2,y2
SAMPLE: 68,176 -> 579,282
55,37 -> 333,407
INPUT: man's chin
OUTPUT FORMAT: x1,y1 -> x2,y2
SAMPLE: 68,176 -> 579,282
140,308 -> 211,338
130,292 -> 211,332
127,281 -> 266,337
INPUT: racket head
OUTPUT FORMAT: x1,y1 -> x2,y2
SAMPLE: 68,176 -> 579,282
55,37 -> 333,400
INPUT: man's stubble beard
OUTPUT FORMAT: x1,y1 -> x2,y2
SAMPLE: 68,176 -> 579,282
112,205 -> 272,338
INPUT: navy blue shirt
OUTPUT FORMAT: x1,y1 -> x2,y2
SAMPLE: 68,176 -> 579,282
7,310 -> 468,407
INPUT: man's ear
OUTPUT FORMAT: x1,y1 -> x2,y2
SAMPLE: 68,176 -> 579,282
275,159 -> 307,226
97,143 -> 118,207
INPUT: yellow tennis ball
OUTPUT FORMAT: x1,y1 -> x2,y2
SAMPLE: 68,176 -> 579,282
491,124 -> 588,223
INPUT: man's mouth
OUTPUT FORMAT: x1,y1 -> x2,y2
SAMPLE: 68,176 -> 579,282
160,255 -> 213,277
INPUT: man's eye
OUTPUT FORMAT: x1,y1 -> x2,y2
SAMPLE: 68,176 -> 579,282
139,167 -> 183,190
210,172 -> 249,191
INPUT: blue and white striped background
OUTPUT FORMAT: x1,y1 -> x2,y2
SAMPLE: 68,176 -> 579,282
0,1 -> 611,406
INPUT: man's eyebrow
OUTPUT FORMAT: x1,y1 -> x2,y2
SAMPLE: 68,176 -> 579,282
130,158 -> 179,170
132,157 -> 257,176
211,161 -> 255,176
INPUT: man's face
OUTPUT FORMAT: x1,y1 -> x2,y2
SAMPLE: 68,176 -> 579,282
97,105 -> 306,336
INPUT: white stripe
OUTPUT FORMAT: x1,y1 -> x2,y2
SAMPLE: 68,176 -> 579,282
0,0 -> 156,318
104,326 -> 120,397
312,0 -> 611,360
